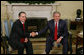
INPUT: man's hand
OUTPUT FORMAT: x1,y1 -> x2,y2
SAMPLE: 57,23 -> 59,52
56,37 -> 63,44
30,32 -> 37,37
24,38 -> 28,43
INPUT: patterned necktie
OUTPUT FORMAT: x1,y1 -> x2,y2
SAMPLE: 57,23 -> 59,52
54,22 -> 58,40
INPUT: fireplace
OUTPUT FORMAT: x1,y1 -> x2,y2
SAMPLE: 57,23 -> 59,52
26,17 -> 48,38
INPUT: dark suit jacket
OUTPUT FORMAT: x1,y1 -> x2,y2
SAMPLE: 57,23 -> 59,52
8,19 -> 30,50
38,19 -> 68,42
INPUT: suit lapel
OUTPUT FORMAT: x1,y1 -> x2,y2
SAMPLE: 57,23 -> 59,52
18,20 -> 23,30
58,19 -> 61,33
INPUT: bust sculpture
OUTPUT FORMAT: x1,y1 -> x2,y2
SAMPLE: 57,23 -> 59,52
75,9 -> 82,21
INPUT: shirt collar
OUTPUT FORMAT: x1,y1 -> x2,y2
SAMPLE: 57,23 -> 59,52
21,21 -> 24,24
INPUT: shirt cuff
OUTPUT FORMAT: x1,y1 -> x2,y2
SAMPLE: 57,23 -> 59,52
36,32 -> 38,35
30,32 -> 38,36
60,36 -> 63,39
30,33 -> 32,36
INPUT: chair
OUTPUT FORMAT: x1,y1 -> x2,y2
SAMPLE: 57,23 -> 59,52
64,19 -> 72,54
1,34 -> 9,54
4,20 -> 9,37
1,22 -> 6,54
1,20 -> 10,54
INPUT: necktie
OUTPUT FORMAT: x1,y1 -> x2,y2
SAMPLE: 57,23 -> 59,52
20,23 -> 25,43
23,23 -> 25,32
54,22 -> 58,40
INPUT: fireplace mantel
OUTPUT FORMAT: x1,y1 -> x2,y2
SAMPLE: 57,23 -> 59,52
6,3 -> 60,20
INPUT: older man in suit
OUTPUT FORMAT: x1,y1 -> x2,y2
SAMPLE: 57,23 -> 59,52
31,11 -> 68,54
9,12 -> 33,54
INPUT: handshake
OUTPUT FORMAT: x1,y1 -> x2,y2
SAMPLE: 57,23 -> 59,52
30,32 -> 38,37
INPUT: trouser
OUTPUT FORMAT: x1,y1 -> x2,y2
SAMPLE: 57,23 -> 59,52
45,37 -> 68,54
18,41 -> 33,54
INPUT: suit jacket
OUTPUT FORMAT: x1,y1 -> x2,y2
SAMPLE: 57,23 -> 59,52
8,19 -> 30,50
38,19 -> 68,42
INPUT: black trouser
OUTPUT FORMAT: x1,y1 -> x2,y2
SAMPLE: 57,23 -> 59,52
18,41 -> 33,54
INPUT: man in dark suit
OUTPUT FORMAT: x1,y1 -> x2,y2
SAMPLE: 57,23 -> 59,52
9,12 -> 33,54
31,11 -> 68,54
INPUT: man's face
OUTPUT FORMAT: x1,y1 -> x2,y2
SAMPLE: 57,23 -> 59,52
53,13 -> 60,22
19,13 -> 26,23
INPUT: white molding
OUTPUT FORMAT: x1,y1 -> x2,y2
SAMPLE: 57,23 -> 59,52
5,3 -> 60,6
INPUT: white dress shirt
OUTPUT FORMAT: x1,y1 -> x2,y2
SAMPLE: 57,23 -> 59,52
55,21 -> 59,28
21,21 -> 25,24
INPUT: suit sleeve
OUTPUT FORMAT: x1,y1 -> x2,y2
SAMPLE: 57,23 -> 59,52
38,22 -> 49,35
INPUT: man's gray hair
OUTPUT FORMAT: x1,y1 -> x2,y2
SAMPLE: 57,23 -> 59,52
53,11 -> 61,16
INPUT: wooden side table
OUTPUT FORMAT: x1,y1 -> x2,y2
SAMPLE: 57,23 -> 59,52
76,33 -> 83,54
